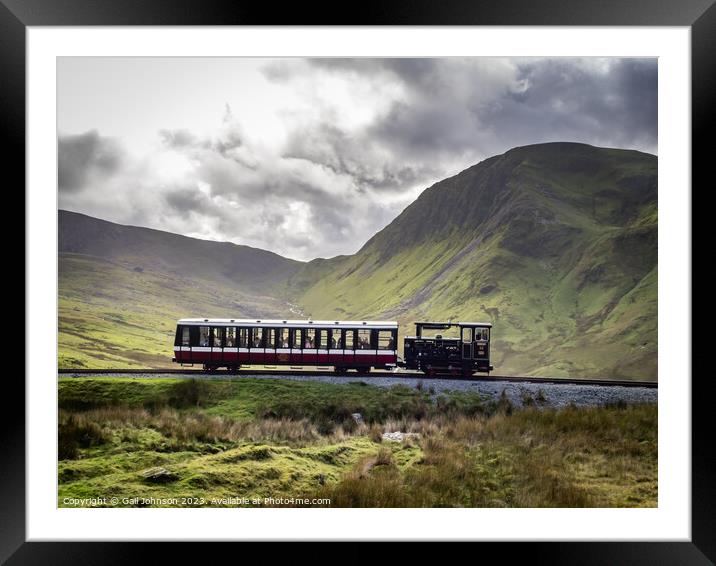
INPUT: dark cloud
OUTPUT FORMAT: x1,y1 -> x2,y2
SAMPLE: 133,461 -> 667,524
282,122 -> 443,193
163,185 -> 211,218
478,59 -> 658,153
158,129 -> 197,149
58,130 -> 124,192
291,57 -> 657,170
310,58 -> 451,95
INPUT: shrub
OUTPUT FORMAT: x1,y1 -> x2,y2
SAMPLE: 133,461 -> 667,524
369,424 -> 383,444
166,379 -> 212,408
374,446 -> 394,467
496,390 -> 514,415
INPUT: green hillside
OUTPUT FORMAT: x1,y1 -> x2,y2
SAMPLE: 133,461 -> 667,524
58,211 -> 300,368
286,143 -> 657,379
58,143 -> 657,378
60,210 -> 302,292
58,254 -> 291,368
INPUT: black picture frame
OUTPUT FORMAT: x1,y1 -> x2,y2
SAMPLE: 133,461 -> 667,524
8,0 -> 707,562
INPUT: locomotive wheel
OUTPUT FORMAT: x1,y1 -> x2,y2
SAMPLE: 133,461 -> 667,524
334,366 -> 348,375
358,367 -> 371,374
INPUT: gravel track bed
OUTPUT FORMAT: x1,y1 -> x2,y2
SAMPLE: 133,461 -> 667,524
61,372 -> 657,408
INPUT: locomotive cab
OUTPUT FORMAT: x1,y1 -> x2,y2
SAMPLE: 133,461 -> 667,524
460,324 -> 492,373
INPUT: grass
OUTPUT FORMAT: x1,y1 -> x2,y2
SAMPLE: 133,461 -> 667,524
309,404 -> 657,507
59,377 -> 494,427
58,377 -> 657,508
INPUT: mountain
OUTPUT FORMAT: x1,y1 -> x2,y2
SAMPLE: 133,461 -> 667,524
59,210 -> 301,291
286,142 -> 657,379
58,143 -> 657,378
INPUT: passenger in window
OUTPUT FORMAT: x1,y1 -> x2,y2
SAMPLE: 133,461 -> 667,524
305,336 -> 313,348
253,336 -> 261,347
387,336 -> 395,349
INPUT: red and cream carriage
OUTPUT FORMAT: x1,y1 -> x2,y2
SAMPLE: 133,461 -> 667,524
173,318 -> 398,372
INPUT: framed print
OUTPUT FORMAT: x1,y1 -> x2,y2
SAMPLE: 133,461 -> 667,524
8,0 -> 709,562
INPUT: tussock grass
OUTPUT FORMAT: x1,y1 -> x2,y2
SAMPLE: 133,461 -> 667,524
59,406 -> 330,451
309,404 -> 657,508
59,412 -> 112,460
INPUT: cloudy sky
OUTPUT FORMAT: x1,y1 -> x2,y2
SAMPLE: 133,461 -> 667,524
58,57 -> 657,261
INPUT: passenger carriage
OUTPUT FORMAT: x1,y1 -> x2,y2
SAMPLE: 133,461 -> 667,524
173,318 -> 398,373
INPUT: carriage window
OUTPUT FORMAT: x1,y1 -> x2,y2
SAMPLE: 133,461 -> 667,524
357,329 -> 371,349
211,327 -> 224,348
462,327 -> 473,343
477,328 -> 489,341
225,327 -> 236,348
276,328 -> 289,348
344,330 -> 355,350
198,326 -> 211,347
292,328 -> 303,348
251,328 -> 264,348
378,330 -> 395,350
265,328 -> 276,348
304,328 -> 316,348
330,329 -> 342,349
238,328 -> 248,348
181,326 -> 190,347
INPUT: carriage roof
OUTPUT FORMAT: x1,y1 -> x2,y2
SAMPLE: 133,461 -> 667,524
178,319 -> 398,329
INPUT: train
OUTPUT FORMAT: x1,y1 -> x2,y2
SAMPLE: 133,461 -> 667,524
173,318 -> 493,377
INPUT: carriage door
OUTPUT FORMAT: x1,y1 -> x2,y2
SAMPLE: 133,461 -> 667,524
211,326 -> 224,365
461,326 -> 473,359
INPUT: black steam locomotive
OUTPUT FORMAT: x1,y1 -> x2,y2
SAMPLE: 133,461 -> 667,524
402,321 -> 493,376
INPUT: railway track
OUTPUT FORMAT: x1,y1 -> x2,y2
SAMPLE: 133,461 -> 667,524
57,368 -> 658,388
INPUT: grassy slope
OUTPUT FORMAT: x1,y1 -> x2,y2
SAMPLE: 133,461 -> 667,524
288,143 -> 657,379
59,210 -> 302,291
58,377 -> 657,508
59,254 -> 290,368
